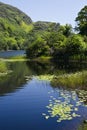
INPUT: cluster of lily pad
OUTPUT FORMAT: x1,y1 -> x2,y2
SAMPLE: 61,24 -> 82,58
24,73 -> 87,123
42,89 -> 87,123
77,90 -> 87,106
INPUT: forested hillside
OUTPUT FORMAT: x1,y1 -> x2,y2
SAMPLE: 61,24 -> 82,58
0,2 -> 87,62
26,6 -> 87,60
0,2 -> 32,50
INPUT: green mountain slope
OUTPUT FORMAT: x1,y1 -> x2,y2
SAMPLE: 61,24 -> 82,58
0,2 -> 73,51
26,21 -> 61,44
0,2 -> 32,50
33,21 -> 60,31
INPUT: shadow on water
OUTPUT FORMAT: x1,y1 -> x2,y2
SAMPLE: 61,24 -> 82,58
78,121 -> 87,130
0,60 -> 87,96
0,61 -> 31,96
0,60 -> 87,130
26,60 -> 87,75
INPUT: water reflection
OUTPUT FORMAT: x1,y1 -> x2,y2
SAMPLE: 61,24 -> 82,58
0,60 -> 87,96
0,60 -> 87,130
26,60 -> 87,75
78,121 -> 87,130
0,62 -> 31,96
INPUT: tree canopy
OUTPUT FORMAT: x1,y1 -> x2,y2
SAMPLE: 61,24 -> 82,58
75,6 -> 87,36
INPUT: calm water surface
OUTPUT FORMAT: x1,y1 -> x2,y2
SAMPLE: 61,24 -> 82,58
0,55 -> 87,130
0,50 -> 25,58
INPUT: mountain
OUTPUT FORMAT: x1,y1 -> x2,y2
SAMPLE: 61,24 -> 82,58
0,2 -> 32,50
33,21 -> 60,32
0,2 -> 69,51
0,2 -> 32,24
26,21 -> 61,45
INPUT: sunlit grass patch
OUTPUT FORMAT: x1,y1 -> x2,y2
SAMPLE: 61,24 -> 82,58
51,71 -> 87,88
10,55 -> 26,59
0,56 -> 29,62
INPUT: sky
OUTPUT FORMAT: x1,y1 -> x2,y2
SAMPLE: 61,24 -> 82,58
0,0 -> 87,27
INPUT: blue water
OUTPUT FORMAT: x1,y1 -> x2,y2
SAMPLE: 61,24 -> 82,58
0,77 -> 87,130
0,55 -> 87,130
0,50 -> 25,58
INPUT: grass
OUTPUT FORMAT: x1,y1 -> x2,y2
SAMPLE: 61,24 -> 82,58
0,56 -> 51,62
10,55 -> 26,59
32,56 -> 52,62
31,70 -> 87,89
32,70 -> 87,89
51,71 -> 87,89
0,56 -> 30,62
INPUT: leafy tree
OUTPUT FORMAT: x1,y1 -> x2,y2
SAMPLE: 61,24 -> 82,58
63,24 -> 73,37
26,37 -> 50,58
57,24 -> 73,37
75,6 -> 87,35
65,34 -> 86,56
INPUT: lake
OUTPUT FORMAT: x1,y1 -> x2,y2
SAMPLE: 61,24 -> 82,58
0,52 -> 87,130
0,50 -> 25,58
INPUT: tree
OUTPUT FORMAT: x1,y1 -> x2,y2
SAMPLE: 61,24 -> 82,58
75,6 -> 87,35
26,37 -> 50,58
65,34 -> 86,56
58,24 -> 73,37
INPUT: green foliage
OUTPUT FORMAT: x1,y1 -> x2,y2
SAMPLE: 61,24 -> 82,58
0,2 -> 32,50
43,90 -> 81,122
26,25 -> 86,60
51,71 -> 87,88
26,6 -> 87,60
33,21 -> 60,32
26,37 -> 50,58
0,2 -> 32,24
65,34 -> 86,56
57,24 -> 73,37
0,2 -> 87,62
75,6 -> 87,35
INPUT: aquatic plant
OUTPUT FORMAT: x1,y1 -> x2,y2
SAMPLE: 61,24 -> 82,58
51,71 -> 87,89
42,89 -> 87,123
78,122 -> 87,130
25,70 -> 87,90
77,90 -> 87,106
35,75 -> 54,81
